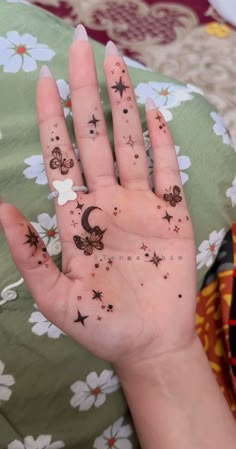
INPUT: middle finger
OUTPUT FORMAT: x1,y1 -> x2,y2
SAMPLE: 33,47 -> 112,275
69,25 -> 117,193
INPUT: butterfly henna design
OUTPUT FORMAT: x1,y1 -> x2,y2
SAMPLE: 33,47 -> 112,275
163,185 -> 182,207
49,147 -> 74,175
73,206 -> 106,256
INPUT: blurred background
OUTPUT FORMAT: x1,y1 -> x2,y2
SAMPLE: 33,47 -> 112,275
28,0 -> 236,145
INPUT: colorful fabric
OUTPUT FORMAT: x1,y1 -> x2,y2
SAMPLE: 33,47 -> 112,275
0,1 -> 236,448
197,222 -> 236,417
27,0 -> 236,146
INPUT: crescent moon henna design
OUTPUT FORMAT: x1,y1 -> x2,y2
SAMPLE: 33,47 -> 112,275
73,206 -> 106,256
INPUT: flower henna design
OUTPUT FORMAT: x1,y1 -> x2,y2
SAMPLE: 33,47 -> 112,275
163,185 -> 182,207
24,226 -> 39,249
49,147 -> 74,175
111,76 -> 130,98
73,206 -> 106,256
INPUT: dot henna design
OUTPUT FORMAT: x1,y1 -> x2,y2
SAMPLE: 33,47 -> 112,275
111,76 -> 130,98
49,147 -> 74,175
73,206 -> 106,256
163,185 -> 182,207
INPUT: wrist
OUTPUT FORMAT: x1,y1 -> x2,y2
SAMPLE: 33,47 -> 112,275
114,333 -> 202,385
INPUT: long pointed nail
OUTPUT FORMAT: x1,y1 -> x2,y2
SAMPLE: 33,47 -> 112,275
39,65 -> 53,79
145,97 -> 156,111
73,24 -> 88,41
105,41 -> 119,57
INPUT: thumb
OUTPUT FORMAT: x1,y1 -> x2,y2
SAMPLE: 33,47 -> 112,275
0,201 -> 66,319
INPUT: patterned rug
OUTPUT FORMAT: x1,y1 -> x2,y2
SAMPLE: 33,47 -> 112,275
31,0 -> 236,146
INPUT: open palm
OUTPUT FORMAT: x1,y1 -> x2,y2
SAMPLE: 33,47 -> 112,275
0,27 -> 197,366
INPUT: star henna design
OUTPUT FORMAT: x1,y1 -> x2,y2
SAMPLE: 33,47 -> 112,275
24,226 -> 39,249
97,316 -> 102,321
174,225 -> 180,234
155,113 -> 162,122
74,310 -> 89,326
88,114 -> 100,128
125,135 -> 135,150
111,77 -> 130,98
107,258 -> 113,265
92,289 -> 103,301
148,251 -> 163,268
140,243 -> 148,251
76,201 -> 84,211
71,220 -> 78,228
162,211 -> 173,224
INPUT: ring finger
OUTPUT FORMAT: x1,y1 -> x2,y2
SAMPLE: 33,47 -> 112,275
36,67 -> 85,249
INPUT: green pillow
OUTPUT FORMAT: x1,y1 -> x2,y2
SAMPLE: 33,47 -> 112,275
0,1 -> 235,448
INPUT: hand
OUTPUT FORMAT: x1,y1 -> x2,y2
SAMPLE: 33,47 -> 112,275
0,26 -> 197,368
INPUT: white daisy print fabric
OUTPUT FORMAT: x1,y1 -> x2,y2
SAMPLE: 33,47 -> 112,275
56,79 -> 72,117
135,81 -> 195,122
23,154 -> 48,185
30,213 -> 61,256
8,435 -> 65,449
70,369 -> 120,411
0,31 -> 55,73
196,228 -> 226,269
93,417 -> 132,449
0,359 -> 15,405
210,111 -> 233,146
226,176 -> 236,206
29,304 -> 65,339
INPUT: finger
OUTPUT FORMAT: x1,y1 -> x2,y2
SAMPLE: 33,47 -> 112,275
69,25 -> 117,192
145,98 -> 188,208
0,202 -> 68,320
36,66 -> 86,247
104,41 -> 150,191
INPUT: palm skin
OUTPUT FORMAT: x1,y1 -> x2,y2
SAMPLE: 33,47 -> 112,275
45,184 -> 197,364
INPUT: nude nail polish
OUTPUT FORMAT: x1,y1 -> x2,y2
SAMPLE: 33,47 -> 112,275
105,41 -> 119,56
73,24 -> 88,41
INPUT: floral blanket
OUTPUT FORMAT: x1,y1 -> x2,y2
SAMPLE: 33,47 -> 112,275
0,1 -> 236,448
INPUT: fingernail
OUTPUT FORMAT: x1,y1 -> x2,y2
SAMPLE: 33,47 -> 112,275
105,41 -> 119,57
145,97 -> 156,111
39,65 -> 53,79
73,24 -> 88,41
